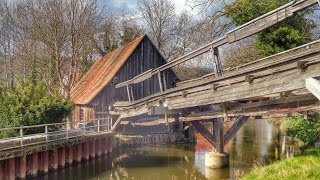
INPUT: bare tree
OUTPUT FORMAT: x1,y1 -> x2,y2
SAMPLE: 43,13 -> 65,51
138,0 -> 176,59
12,0 -> 102,98
95,9 -> 144,56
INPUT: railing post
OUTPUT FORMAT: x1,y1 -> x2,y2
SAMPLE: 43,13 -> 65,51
98,119 -> 100,133
45,125 -> 48,143
66,123 -> 69,139
20,128 -> 23,148
84,119 -> 86,135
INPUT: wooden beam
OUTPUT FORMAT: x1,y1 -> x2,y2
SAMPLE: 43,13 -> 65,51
115,69 -> 153,88
306,78 -> 320,100
214,118 -> 224,153
191,121 -> 216,147
111,115 -> 123,131
126,85 -> 131,102
224,116 -> 249,145
158,72 -> 164,93
113,40 -> 320,110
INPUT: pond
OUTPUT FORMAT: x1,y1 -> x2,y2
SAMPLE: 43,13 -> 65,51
42,119 -> 299,180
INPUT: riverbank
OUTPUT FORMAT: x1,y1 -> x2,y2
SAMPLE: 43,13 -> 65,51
242,148 -> 320,180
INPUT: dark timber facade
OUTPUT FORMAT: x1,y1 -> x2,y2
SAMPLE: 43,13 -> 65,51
70,35 -> 177,124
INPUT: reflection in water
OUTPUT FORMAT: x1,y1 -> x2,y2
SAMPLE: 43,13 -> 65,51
43,119 -> 299,180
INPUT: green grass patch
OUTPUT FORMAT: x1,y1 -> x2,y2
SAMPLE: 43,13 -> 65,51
242,148 -> 320,180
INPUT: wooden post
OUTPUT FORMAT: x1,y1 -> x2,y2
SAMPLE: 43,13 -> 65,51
90,140 -> 96,159
17,155 -> 26,179
20,128 -> 23,148
31,153 -> 38,176
158,72 -> 164,93
40,151 -> 49,174
104,138 -> 109,155
66,147 -> 73,165
8,158 -> 15,180
214,118 -> 224,153
211,47 -> 223,77
97,138 -> 102,157
83,142 -> 89,160
126,85 -> 132,102
52,148 -> 58,170
77,143 -> 82,162
59,148 -> 66,168
0,160 -> 4,180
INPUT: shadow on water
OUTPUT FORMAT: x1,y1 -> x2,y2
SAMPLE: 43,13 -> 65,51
42,119 -> 300,180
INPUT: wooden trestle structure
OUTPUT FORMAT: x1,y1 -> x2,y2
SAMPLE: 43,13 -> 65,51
111,0 -> 320,152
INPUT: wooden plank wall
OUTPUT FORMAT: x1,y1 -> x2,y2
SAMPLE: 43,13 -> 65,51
89,37 -> 177,113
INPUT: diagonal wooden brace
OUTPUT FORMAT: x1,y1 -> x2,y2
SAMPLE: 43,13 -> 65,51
223,116 -> 249,145
191,121 -> 216,147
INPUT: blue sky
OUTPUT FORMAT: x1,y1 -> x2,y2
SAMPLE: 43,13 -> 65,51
104,0 -> 190,13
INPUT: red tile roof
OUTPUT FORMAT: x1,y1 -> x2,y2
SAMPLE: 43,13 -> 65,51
70,35 -> 145,104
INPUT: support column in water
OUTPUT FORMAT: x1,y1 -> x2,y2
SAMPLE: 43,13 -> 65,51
205,118 -> 229,168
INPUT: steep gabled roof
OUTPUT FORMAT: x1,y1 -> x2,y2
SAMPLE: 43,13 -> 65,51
70,35 -> 145,105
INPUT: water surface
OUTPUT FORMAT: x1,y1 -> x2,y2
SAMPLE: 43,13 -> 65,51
42,119 -> 299,180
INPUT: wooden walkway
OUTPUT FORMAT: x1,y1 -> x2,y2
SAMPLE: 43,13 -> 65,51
111,0 -> 320,124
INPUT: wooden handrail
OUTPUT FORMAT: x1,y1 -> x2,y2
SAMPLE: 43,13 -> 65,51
114,0 -> 318,89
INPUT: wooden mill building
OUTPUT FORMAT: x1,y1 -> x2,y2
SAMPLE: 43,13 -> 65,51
70,35 -> 177,125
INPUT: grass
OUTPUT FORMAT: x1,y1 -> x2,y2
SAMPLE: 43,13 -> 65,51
242,148 -> 320,180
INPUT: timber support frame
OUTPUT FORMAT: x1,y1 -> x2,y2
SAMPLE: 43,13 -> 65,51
191,116 -> 249,152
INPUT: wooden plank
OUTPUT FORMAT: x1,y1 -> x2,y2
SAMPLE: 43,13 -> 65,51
191,121 -> 216,147
224,116 -> 249,145
167,64 -> 320,110
306,78 -> 320,100
180,98 -> 320,121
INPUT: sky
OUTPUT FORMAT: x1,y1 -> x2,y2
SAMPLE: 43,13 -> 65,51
105,0 -> 191,14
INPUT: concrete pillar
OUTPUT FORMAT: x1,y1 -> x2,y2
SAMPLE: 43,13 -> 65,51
59,148 -> 66,168
77,143 -> 82,162
66,147 -> 74,165
52,148 -> 59,170
205,151 -> 229,169
17,155 -> 26,179
40,151 -> 49,174
8,158 -> 15,180
31,153 -> 38,176
83,142 -> 89,161
90,140 -> 96,159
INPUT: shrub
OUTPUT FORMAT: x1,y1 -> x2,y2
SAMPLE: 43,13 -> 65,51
282,115 -> 320,145
0,79 -> 74,138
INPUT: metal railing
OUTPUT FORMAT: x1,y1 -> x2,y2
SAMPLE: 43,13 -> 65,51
0,118 -> 112,151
